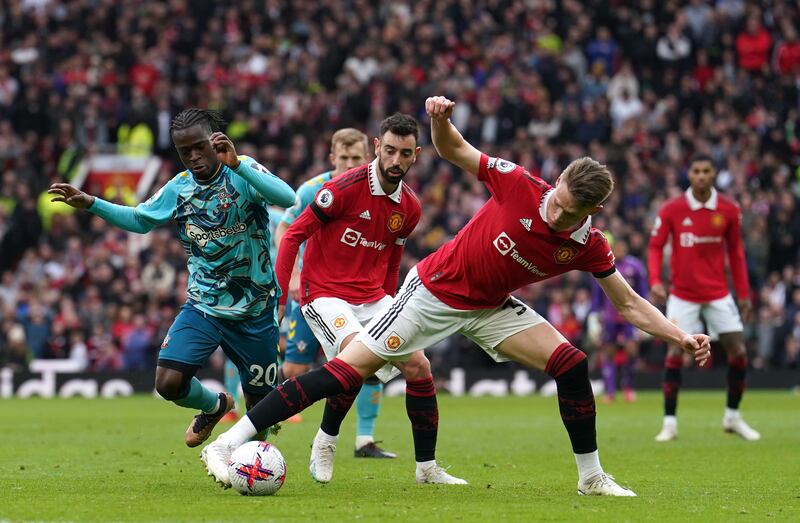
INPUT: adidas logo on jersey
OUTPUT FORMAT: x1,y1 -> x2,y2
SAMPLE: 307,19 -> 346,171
359,210 -> 371,220
520,218 -> 532,231
682,217 -> 693,226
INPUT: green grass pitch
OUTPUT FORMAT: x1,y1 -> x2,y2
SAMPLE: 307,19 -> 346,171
1,391 -> 798,522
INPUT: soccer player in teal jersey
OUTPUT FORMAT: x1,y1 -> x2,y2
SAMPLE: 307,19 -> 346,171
48,109 -> 296,447
274,128 -> 396,458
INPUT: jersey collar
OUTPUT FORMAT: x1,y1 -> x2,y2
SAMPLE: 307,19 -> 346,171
539,188 -> 592,244
368,159 -> 402,203
686,187 -> 718,210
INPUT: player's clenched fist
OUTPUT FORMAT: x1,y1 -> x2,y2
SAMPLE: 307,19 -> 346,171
425,96 -> 455,120
210,132 -> 240,169
679,333 -> 711,367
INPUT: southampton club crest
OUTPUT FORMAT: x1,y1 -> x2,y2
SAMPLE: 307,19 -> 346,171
217,190 -> 234,212
388,211 -> 405,233
554,243 -> 578,264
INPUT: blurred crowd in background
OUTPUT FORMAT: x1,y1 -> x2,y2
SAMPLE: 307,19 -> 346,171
1,0 -> 799,374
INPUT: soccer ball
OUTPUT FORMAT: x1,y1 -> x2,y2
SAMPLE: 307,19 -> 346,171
227,441 -> 287,496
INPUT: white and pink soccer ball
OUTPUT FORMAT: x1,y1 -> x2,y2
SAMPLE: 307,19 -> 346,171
227,441 -> 287,496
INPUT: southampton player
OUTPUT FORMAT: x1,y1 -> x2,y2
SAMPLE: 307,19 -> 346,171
275,128 -> 396,458
590,239 -> 647,403
201,96 -> 711,496
274,114 -> 463,484
648,154 -> 759,441
48,109 -> 295,446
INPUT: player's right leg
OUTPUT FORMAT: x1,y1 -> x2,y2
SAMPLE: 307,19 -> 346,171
155,305 -> 233,448
201,341 -> 387,486
656,295 -> 703,442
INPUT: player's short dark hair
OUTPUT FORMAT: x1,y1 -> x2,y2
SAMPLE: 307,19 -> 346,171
688,153 -> 715,169
379,113 -> 419,142
561,157 -> 614,208
170,108 -> 227,137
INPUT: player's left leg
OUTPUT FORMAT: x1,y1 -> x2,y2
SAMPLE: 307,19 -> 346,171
705,295 -> 760,441
156,305 -> 234,447
221,358 -> 242,422
201,341 -> 387,486
466,298 -> 634,496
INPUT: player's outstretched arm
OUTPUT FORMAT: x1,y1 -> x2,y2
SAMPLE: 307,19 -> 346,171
595,271 -> 711,366
48,183 -> 158,234
425,96 -> 481,176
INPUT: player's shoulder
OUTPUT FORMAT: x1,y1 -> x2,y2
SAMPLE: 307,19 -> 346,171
401,183 -> 422,211
325,164 -> 370,195
716,193 -> 740,213
586,228 -> 611,249
302,171 -> 333,189
660,195 -> 687,214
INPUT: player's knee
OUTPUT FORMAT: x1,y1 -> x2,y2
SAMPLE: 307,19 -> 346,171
400,354 -> 431,381
155,373 -> 186,401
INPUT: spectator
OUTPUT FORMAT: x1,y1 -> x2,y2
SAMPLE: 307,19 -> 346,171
736,15 -> 772,74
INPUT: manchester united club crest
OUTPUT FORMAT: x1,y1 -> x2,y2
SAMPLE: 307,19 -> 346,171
387,211 -> 405,233
384,332 -> 405,351
331,314 -> 348,330
554,243 -> 578,264
711,213 -> 725,228
217,190 -> 234,212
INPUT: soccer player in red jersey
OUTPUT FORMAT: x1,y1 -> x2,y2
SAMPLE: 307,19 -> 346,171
648,154 -> 759,442
203,97 -> 711,496
273,114 -> 465,484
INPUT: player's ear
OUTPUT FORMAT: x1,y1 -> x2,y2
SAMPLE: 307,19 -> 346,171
329,152 -> 336,166
588,205 -> 603,216
373,137 -> 380,156
413,146 -> 421,162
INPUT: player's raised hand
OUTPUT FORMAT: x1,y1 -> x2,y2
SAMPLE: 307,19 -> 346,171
425,96 -> 455,120
47,183 -> 95,209
210,132 -> 240,169
650,283 -> 667,305
678,333 -> 711,367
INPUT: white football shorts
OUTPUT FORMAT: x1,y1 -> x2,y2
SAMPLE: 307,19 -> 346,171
666,293 -> 744,340
301,295 -> 399,381
356,266 -> 546,362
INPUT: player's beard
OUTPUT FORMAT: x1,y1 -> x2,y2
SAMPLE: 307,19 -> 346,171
378,161 -> 408,185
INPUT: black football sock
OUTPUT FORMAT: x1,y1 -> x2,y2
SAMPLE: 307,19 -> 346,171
406,377 -> 438,462
320,385 -> 362,437
663,355 -> 683,416
726,355 -> 747,410
246,359 -> 363,434
545,343 -> 596,454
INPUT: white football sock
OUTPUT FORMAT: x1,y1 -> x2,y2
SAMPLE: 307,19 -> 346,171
724,407 -> 739,419
355,435 -> 374,449
317,428 -> 338,443
218,415 -> 257,447
416,459 -> 436,471
575,450 -> 603,483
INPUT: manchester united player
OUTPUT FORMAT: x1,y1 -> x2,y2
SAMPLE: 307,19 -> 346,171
648,154 -> 759,442
272,113 -> 464,485
202,97 -> 710,497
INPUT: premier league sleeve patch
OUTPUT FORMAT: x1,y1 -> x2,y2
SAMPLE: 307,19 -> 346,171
315,188 -> 334,208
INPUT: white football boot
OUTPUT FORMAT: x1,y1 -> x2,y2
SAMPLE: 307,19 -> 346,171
578,473 -> 637,496
723,412 -> 761,441
415,462 -> 468,484
309,431 -> 338,483
655,416 -> 678,442
200,437 -> 236,488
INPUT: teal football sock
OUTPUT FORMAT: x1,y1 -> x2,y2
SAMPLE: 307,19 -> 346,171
173,377 -> 220,413
355,382 -> 383,438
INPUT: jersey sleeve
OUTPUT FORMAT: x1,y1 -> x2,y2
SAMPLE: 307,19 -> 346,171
233,155 -> 296,208
581,231 -> 617,278
281,181 -> 318,226
89,178 -> 178,233
275,206 -> 324,306
725,204 -> 750,300
307,181 -> 345,224
647,206 -> 671,287
477,153 -> 528,203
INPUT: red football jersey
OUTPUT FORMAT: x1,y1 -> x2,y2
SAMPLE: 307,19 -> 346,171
647,188 -> 749,303
416,154 -> 616,310
276,160 -> 421,306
